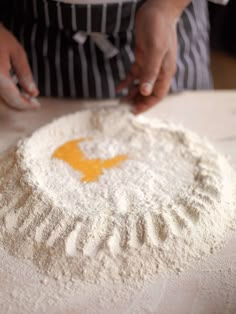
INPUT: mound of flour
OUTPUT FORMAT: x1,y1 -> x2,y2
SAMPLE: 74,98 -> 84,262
0,108 -> 235,284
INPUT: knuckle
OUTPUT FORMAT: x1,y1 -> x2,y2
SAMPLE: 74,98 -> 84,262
147,41 -> 163,53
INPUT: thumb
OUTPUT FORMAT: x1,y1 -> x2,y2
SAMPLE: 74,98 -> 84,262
11,44 -> 39,97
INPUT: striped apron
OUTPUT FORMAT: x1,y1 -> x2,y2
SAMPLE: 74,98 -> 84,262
10,0 -> 212,99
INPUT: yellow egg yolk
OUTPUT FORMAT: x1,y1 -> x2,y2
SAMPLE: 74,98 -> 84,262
52,138 -> 128,182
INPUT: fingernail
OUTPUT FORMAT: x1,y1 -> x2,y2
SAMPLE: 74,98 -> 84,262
30,97 -> 41,108
141,83 -> 152,96
28,82 -> 38,93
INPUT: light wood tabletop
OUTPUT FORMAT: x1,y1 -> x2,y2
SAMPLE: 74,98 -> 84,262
0,91 -> 236,314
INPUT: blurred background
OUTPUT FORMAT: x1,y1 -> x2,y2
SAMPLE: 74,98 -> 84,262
209,1 -> 236,89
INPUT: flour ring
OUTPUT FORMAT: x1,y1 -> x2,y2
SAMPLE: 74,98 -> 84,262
0,108 -> 235,283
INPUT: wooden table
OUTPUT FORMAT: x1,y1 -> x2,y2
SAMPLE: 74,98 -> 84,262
0,91 -> 236,314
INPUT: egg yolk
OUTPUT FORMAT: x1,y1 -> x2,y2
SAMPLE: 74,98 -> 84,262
52,138 -> 128,182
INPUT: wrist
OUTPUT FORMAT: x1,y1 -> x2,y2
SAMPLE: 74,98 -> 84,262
146,0 -> 191,21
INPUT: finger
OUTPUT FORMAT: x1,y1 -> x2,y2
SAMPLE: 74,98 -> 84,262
0,72 -> 40,110
134,51 -> 176,115
116,73 -> 134,93
133,73 -> 170,115
139,49 -> 165,97
121,85 -> 139,104
132,95 -> 158,115
11,44 -> 39,97
153,51 -> 176,101
116,63 -> 140,92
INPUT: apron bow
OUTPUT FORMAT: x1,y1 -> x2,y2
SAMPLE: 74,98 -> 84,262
73,31 -> 119,59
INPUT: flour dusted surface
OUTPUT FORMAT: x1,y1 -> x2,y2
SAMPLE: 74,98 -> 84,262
0,108 -> 235,284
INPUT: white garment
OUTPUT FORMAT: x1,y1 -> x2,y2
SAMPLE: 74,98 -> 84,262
53,0 -> 229,4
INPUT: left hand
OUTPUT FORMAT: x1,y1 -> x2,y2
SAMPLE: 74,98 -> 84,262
117,0 -> 188,114
0,24 -> 40,110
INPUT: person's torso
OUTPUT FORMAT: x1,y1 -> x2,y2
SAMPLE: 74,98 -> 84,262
9,0 -> 212,98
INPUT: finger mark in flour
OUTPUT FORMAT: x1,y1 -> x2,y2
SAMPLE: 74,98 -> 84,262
51,219 -> 79,248
83,235 -> 107,257
83,239 -> 102,257
28,209 -> 61,241
136,216 -> 145,245
143,213 -> 159,246
186,205 -> 201,222
34,208 -> 56,242
7,194 -> 38,229
155,214 -> 173,241
178,197 -> 201,222
199,165 -> 221,178
200,156 -> 220,170
171,208 -> 192,230
46,218 -> 73,247
195,173 -> 222,199
83,216 -> 110,257
16,195 -> 50,229
163,211 -> 181,238
198,177 -> 222,195
3,192 -> 33,232
65,222 -> 81,257
193,188 -> 217,207
127,214 -> 142,249
50,217 -> 84,253
196,165 -> 222,184
74,219 -> 94,254
195,166 -> 221,180
202,184 -> 221,198
4,211 -> 19,233
117,218 -> 129,249
1,187 -> 31,222
0,172 -> 22,209
107,226 -> 122,256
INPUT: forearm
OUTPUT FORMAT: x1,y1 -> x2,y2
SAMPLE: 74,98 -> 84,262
146,0 -> 191,20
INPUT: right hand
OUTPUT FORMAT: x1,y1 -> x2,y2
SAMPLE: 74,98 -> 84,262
0,24 -> 40,110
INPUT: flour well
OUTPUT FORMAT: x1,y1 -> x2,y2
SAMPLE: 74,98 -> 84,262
0,108 -> 235,284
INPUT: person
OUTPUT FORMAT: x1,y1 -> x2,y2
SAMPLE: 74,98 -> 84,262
0,0 -> 229,114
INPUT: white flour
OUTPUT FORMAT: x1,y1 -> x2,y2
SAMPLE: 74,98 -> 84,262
0,108 -> 235,285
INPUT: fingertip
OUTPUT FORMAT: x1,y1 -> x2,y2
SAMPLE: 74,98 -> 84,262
21,92 -> 41,109
19,75 -> 39,96
133,102 -> 153,115
140,83 -> 153,96
30,97 -> 41,109
131,105 -> 141,115
26,82 -> 39,96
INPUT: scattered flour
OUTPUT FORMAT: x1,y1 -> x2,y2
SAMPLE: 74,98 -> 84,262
0,108 -> 235,284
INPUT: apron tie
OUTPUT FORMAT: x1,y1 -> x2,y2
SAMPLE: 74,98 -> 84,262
73,31 -> 119,59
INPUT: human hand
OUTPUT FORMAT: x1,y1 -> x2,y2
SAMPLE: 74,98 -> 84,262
0,24 -> 40,110
117,0 -> 190,114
